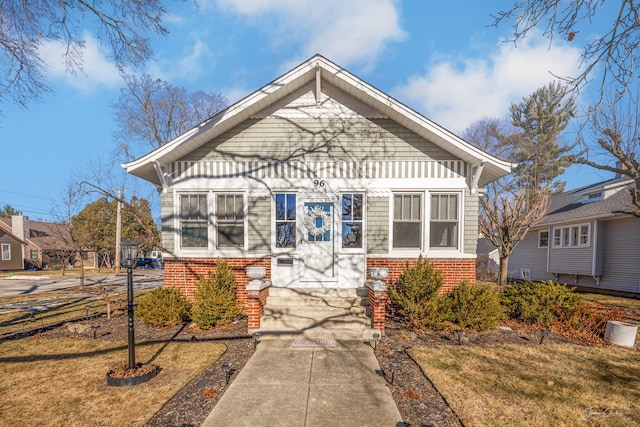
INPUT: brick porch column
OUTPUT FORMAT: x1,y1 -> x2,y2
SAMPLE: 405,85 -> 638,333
366,280 -> 388,335
246,279 -> 271,333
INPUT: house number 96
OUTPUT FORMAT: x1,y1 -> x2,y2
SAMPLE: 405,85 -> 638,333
313,179 -> 325,187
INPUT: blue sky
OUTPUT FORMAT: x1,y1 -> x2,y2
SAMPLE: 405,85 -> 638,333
0,0 -> 618,221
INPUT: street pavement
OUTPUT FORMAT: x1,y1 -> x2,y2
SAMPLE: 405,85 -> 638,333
0,271 -> 163,296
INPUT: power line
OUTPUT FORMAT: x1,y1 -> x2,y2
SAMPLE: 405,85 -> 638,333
0,188 -> 54,201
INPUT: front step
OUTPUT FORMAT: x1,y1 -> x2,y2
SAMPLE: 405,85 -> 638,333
255,287 -> 376,340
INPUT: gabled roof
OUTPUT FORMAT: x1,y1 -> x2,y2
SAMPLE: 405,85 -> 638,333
123,54 -> 513,187
0,219 -> 26,244
537,178 -> 636,226
0,217 -> 71,250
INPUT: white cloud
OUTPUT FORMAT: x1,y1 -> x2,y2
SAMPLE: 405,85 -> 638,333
39,33 -> 121,92
215,0 -> 406,67
394,36 -> 583,134
147,38 -> 215,83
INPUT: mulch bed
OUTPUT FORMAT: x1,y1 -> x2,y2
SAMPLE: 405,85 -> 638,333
34,312 -> 582,427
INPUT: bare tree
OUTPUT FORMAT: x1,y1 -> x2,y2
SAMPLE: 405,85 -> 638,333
113,74 -> 229,160
493,0 -> 640,106
0,0 -> 169,109
480,185 -> 550,285
577,89 -> 640,217
464,117 -> 551,285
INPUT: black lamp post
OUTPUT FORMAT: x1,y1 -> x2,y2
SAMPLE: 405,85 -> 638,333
121,238 -> 138,370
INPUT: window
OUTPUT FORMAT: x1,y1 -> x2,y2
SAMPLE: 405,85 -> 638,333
341,193 -> 364,249
430,194 -> 458,249
275,193 -> 296,248
552,223 -> 591,248
579,225 -> 590,246
538,230 -> 549,248
393,194 -> 421,249
1,244 -> 10,261
216,194 -> 245,247
521,268 -> 531,279
180,194 -> 208,248
30,250 -> 38,259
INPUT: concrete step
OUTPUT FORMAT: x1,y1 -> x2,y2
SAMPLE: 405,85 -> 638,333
265,295 -> 369,308
264,305 -> 367,317
254,327 -> 381,341
268,287 -> 368,298
260,313 -> 371,330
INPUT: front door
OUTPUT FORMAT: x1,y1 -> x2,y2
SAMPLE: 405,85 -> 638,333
301,202 -> 336,282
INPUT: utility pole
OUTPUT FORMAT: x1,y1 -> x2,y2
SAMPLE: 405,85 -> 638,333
115,189 -> 123,274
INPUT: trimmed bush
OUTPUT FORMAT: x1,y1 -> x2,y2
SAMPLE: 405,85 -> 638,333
388,256 -> 448,330
500,281 -> 582,325
136,287 -> 190,327
191,262 -> 241,329
444,282 -> 505,331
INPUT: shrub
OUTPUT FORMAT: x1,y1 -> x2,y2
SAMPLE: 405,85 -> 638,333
444,282 -> 505,331
500,281 -> 582,326
136,287 -> 190,327
191,262 -> 241,329
388,256 -> 448,330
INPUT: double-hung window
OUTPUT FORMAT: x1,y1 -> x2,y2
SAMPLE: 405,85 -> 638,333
538,230 -> 549,248
341,193 -> 364,249
275,193 -> 297,248
393,193 -> 422,249
180,194 -> 208,248
430,194 -> 459,249
216,194 -> 245,248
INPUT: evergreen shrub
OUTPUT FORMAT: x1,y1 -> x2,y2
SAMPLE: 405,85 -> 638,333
500,281 -> 582,325
191,262 -> 241,329
444,282 -> 505,331
137,287 -> 190,327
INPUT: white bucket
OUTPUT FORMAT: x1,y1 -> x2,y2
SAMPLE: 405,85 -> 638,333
604,321 -> 638,348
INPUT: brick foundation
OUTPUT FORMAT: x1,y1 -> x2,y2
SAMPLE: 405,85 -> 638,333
163,257 -> 271,306
366,257 -> 476,292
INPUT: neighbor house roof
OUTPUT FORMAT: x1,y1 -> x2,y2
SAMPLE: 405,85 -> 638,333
123,54 -> 514,187
0,217 -> 72,251
536,177 -> 635,227
0,220 -> 26,244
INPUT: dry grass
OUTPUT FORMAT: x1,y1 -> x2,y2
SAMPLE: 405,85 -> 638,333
581,292 -> 640,312
411,344 -> 640,427
0,338 -> 225,426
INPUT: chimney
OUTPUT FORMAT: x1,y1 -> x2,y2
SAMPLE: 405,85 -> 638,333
11,215 -> 29,242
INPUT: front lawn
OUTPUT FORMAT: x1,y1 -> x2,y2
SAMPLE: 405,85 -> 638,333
411,343 -> 639,427
0,338 -> 225,426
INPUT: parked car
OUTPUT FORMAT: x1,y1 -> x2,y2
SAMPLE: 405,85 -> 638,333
135,258 -> 163,269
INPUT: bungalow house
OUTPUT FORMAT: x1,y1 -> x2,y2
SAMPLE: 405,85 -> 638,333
123,55 -> 513,335
508,177 -> 640,294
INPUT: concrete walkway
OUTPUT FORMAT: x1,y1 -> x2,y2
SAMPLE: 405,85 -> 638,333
201,340 -> 403,427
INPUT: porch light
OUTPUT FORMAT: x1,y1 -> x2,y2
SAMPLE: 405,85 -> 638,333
121,238 -> 139,370
120,238 -> 138,268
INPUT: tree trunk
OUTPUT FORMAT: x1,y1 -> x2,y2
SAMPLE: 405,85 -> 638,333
498,255 -> 509,286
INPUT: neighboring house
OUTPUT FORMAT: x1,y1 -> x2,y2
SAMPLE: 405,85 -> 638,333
508,177 -> 640,294
476,237 -> 499,280
123,55 -> 513,332
0,219 -> 26,271
0,215 -> 96,270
